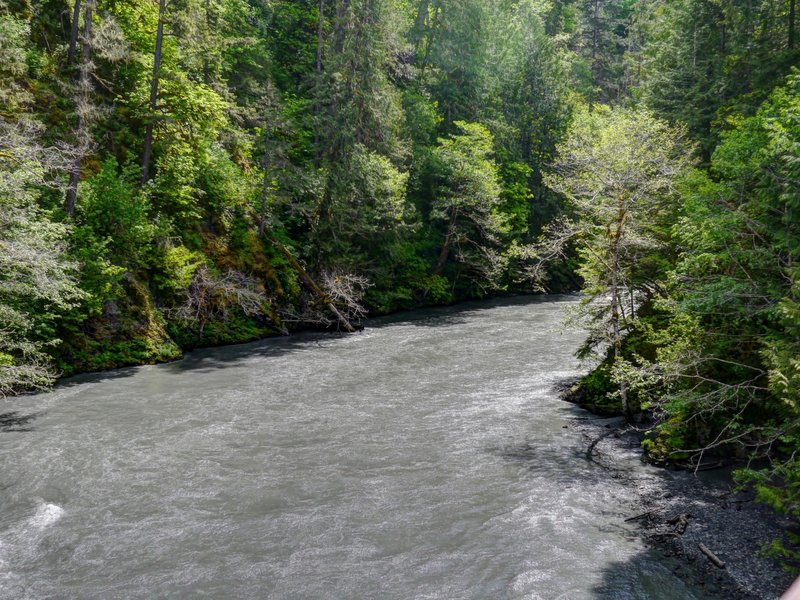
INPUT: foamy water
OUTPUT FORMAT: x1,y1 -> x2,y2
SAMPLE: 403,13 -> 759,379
27,504 -> 64,531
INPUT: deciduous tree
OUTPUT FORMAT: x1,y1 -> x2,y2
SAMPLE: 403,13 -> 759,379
546,106 -> 692,420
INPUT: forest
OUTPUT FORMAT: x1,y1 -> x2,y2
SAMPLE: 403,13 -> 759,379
0,0 -> 799,569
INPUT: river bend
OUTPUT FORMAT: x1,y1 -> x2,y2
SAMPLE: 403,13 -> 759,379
0,296 -> 706,599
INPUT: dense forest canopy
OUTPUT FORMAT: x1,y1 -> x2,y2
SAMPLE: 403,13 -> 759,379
1,0 -> 799,567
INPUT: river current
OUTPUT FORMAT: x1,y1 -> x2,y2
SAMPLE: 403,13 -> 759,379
0,296 -> 709,599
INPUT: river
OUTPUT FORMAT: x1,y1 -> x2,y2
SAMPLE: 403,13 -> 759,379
0,296 -> 711,599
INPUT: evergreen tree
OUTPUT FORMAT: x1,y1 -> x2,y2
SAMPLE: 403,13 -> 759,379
429,121 -> 506,292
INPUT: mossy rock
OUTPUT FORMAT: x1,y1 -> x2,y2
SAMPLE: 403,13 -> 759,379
58,276 -> 182,375
564,363 -> 623,416
641,419 -> 691,465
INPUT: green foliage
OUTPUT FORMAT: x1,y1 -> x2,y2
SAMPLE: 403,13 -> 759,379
420,0 -> 490,124
0,11 -> 83,395
0,12 -> 33,110
429,121 -> 506,292
637,0 -> 800,157
58,276 -> 182,375
736,444 -> 800,572
498,160 -> 533,238
646,74 -> 800,456
78,159 -> 157,266
402,90 -> 442,149
569,360 -> 622,415
169,311 -> 269,350
547,105 -> 691,377
154,245 -> 205,296
641,420 -> 690,464
314,143 -> 412,267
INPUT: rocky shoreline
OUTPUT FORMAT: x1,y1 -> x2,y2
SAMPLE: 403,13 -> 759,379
567,413 -> 795,599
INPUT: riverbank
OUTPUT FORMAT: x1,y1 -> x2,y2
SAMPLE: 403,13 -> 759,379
565,410 -> 795,599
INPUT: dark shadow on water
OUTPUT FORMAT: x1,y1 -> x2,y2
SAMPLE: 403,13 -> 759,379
591,548 -> 727,600
0,411 -> 39,432
55,330 -> 350,385
486,429 -> 742,599
488,436 -> 637,488
368,293 -> 578,330
56,364 -> 146,389
163,329 -> 355,375
75,293 -> 581,378
492,441 -> 539,462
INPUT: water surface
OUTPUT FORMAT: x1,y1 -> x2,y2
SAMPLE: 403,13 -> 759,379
0,296 -> 706,599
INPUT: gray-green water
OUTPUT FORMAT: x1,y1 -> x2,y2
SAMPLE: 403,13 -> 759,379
0,296 -> 705,599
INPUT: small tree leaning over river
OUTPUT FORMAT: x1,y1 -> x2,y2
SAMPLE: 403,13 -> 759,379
545,106 -> 692,422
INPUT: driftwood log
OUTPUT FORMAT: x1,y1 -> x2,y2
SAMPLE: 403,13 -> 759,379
667,513 -> 690,535
699,542 -> 726,569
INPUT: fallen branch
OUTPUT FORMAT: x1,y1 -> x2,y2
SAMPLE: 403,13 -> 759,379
699,542 -> 726,569
625,509 -> 658,522
693,461 -> 725,472
170,267 -> 269,334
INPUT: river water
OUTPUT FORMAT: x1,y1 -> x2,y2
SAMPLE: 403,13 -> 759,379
0,296 -> 710,599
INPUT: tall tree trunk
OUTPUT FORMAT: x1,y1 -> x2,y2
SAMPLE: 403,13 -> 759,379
259,123 -> 270,238
790,0 -> 796,50
333,0 -> 351,53
65,0 -> 93,216
611,199 -> 632,422
67,0 -> 82,66
591,0 -> 599,61
316,0 -> 326,74
321,0 -> 351,166
203,0 -> 213,84
141,0 -> 167,185
411,0 -> 429,54
314,0 -> 325,167
431,208 -> 458,277
419,0 -> 441,77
